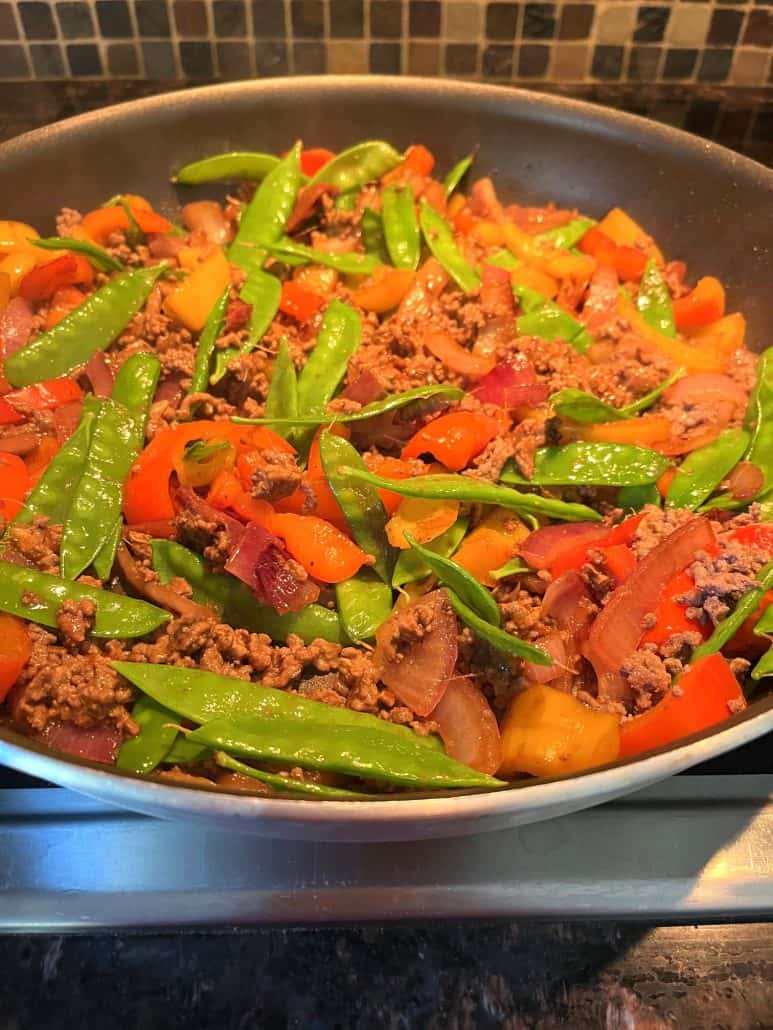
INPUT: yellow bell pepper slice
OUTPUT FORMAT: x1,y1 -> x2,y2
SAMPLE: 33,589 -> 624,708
502,223 -> 596,281
454,508 -> 530,586
683,312 -> 746,359
618,293 -> 727,373
0,221 -> 39,254
385,496 -> 460,549
164,247 -> 231,332
596,207 -> 664,265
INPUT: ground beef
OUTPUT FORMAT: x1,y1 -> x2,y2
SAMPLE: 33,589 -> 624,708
584,335 -> 673,407
56,598 -> 96,646
679,539 -> 768,625
493,583 -> 554,643
6,517 -> 61,575
724,347 -> 758,394
173,509 -> 233,571
456,625 -> 522,715
55,207 -> 82,236
112,285 -> 192,362
512,335 -> 592,394
375,592 -> 445,665
619,648 -> 671,713
250,449 -> 303,503
631,505 -> 695,560
218,347 -> 272,409
510,418 -> 548,479
467,434 -> 516,482
581,548 -> 617,604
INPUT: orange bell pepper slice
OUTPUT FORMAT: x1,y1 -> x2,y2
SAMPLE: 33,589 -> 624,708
350,267 -> 416,314
386,496 -> 460,549
569,413 -> 671,447
595,207 -> 664,265
0,613 -> 31,703
18,253 -> 93,302
511,264 -> 559,299
454,509 -> 530,586
0,452 -> 30,521
278,280 -> 325,323
24,435 -> 60,487
578,225 -> 647,282
617,293 -> 727,373
502,223 -> 596,282
300,147 -> 335,178
401,410 -> 499,471
619,653 -> 744,759
383,144 -> 435,186
672,276 -> 725,330
423,330 -> 494,380
80,200 -> 173,244
397,257 -> 449,321
268,513 -> 368,583
682,312 -> 746,360
46,285 -> 86,328
362,455 -> 420,515
207,470 -> 275,525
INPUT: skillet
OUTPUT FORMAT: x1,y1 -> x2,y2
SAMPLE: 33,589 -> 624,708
0,76 -> 770,840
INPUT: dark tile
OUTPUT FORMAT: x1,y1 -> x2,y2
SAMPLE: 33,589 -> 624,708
141,40 -> 177,77
559,4 -> 593,41
291,0 -> 324,37
633,6 -> 669,43
750,109 -> 773,144
517,42 -> 549,76
662,47 -> 697,79
30,42 -> 65,76
486,3 -> 519,41
369,41 -> 401,73
252,0 -> 285,37
107,42 -> 139,75
214,0 -> 246,36
744,9 -> 773,46
628,45 -> 661,81
293,40 -> 326,72
217,41 -> 251,77
330,0 -> 363,37
697,48 -> 732,82
410,1 -> 440,37
66,43 -> 102,76
0,44 -> 29,77
370,0 -> 401,37
255,39 -> 288,75
135,1 -> 171,38
707,8 -> 743,46
445,42 -> 477,75
684,98 -> 719,137
19,2 -> 56,39
591,44 -> 623,80
482,43 -> 513,79
97,1 -> 132,38
0,4 -> 18,39
180,40 -> 213,76
523,3 -> 555,40
174,0 -> 208,36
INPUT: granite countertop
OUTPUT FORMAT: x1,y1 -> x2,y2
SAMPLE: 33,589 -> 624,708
0,78 -> 771,1030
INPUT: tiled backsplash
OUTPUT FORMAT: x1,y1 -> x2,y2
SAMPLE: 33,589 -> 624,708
0,1 -> 771,85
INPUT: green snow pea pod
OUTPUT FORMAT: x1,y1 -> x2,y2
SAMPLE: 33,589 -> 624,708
514,284 -> 593,354
486,248 -> 521,271
4,264 -> 166,387
112,661 -> 442,752
239,270 -> 282,355
111,351 -> 161,424
209,345 -> 239,386
0,561 -> 168,638
307,140 -> 402,191
335,191 -> 358,212
549,368 -> 685,423
751,648 -> 773,682
263,338 -> 298,440
173,151 -> 280,184
419,201 -> 481,294
189,286 -> 229,394
743,349 -> 773,495
151,539 -> 345,644
489,559 -> 530,581
31,236 -> 124,273
535,218 -> 595,251
361,208 -> 390,264
404,532 -> 500,626
392,516 -> 468,588
448,591 -> 551,666
162,735 -> 211,765
267,239 -> 379,277
636,259 -> 675,338
229,141 -> 301,274
319,429 -> 393,582
691,561 -> 773,663
381,186 -> 420,271
116,696 -> 179,776
500,442 -> 672,488
336,570 -> 393,643
443,154 -> 474,197
296,300 -> 362,418
616,483 -> 660,513
214,751 -> 373,799
666,427 -> 750,512
340,467 -> 603,523
91,517 -> 123,582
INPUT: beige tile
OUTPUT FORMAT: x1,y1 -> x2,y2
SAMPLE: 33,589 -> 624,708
595,4 -> 636,45
408,41 -> 440,75
730,47 -> 770,87
444,3 -> 482,42
551,43 -> 590,81
326,41 -> 368,74
666,4 -> 711,48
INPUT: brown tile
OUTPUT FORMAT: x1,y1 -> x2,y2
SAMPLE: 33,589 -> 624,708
744,10 -> 773,49
551,42 -> 588,81
173,0 -> 208,37
445,3 -> 481,42
595,4 -> 635,45
0,3 -> 18,39
730,47 -> 770,87
666,5 -> 710,48
628,45 -> 662,81
327,40 -> 367,73
559,4 -> 594,42
408,41 -> 440,75
517,43 -> 550,78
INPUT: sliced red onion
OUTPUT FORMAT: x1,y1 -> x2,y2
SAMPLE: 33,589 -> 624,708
520,523 -> 608,571
581,265 -> 618,337
225,299 -> 252,333
154,372 -> 186,405
182,201 -> 232,246
727,461 -> 765,501
116,545 -> 216,619
663,373 -> 748,412
504,204 -> 575,233
469,178 -> 505,222
431,675 -> 502,774
225,521 -> 320,614
148,233 -> 184,260
52,400 -> 83,442
480,262 -> 511,286
39,721 -> 123,765
374,589 -> 458,716
0,298 -> 33,358
286,183 -> 338,234
0,428 -> 39,455
84,353 -> 115,398
524,633 -> 567,685
341,370 -> 386,406
472,358 -> 548,409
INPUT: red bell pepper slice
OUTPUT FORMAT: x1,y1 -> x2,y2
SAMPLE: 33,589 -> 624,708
579,225 -> 647,281
46,285 -> 86,328
0,452 -> 30,521
0,397 -> 24,426
5,377 -> 83,414
278,281 -> 325,323
0,614 -> 32,703
728,523 -> 773,552
401,411 -> 499,472
639,569 -> 707,646
550,513 -> 645,579
300,147 -> 335,178
19,254 -> 93,303
672,277 -> 725,331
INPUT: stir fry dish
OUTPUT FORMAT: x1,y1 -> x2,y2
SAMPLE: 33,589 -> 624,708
0,139 -> 770,799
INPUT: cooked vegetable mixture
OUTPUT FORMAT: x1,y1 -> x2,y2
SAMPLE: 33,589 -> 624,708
0,140 -> 769,798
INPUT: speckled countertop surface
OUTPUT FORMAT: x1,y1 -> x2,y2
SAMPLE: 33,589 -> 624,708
0,79 -> 771,1030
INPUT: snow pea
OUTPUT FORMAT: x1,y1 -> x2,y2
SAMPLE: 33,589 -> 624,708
489,559 -> 530,581
404,532 -> 500,626
361,208 -> 390,264
209,345 -> 240,386
4,264 -> 166,388
263,338 -> 298,440
636,259 -> 675,338
173,151 -> 280,184
307,140 -> 402,191
751,648 -> 773,683
744,349 -> 773,495
296,300 -> 362,419
550,368 -> 685,423
0,560 -> 168,638
32,236 -> 125,273
92,517 -> 123,582
241,270 -> 282,355
616,483 -> 660,513
443,154 -> 474,197
189,285 -> 229,394
514,284 -> 593,354
319,430 -> 393,582
535,218 -> 595,251
214,751 -> 372,799
691,561 -> 773,663
666,428 -> 750,512
112,661 -> 442,752
419,201 -> 481,294
448,591 -> 551,665
268,239 -> 379,277
229,141 -> 301,274
392,516 -> 468,588
335,191 -> 358,212
163,736 -> 211,765
336,570 -> 393,643
500,442 -> 671,487
116,696 -> 179,776
381,186 -> 420,270
112,351 -> 161,423
486,248 -> 521,270
151,539 -> 345,644
341,467 -> 603,522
